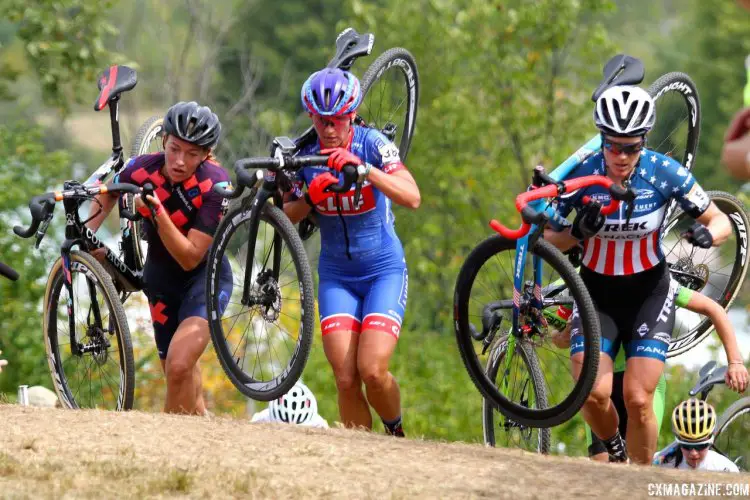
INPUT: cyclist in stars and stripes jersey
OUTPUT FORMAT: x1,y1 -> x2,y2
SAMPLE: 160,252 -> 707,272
544,85 -> 732,465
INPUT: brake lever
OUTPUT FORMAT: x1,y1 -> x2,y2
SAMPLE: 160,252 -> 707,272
35,216 -> 52,249
141,183 -> 159,229
624,182 -> 636,225
352,180 -> 364,208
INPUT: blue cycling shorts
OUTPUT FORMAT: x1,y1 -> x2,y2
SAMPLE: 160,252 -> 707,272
318,265 -> 408,339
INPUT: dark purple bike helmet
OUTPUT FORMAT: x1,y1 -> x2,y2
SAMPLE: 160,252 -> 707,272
163,101 -> 221,149
301,68 -> 362,116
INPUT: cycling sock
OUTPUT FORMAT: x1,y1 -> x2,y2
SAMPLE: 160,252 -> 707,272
382,416 -> 404,437
602,430 -> 628,463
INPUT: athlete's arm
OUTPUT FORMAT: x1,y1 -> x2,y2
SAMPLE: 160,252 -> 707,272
138,194 -> 211,271
543,227 -> 580,251
284,198 -> 313,224
153,211 -> 212,271
695,202 -> 731,246
86,193 -> 119,232
367,167 -> 421,209
683,291 -> 748,392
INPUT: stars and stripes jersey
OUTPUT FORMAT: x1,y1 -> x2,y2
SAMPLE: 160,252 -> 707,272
550,149 -> 710,276
292,126 -> 407,279
114,153 -> 230,280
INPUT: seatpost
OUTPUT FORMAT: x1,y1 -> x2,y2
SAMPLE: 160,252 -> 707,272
108,95 -> 123,154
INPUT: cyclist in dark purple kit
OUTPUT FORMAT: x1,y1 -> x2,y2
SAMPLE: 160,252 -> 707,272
87,101 -> 232,415
284,68 -> 421,436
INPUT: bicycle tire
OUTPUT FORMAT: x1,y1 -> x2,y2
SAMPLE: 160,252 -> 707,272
647,72 -> 701,172
663,191 -> 750,357
43,251 -> 134,410
130,116 -> 165,158
482,334 -> 551,453
359,48 -> 419,161
454,236 -> 600,428
712,396 -> 750,471
124,115 -> 164,269
206,202 -> 315,401
648,72 -> 702,230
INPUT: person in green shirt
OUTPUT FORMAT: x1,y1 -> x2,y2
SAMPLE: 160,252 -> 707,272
547,283 -> 748,461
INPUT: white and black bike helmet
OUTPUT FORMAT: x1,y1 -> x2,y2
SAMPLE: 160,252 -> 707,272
269,381 -> 318,425
594,85 -> 655,137
163,101 -> 221,149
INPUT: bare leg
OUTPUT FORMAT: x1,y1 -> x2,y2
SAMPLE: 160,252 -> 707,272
163,317 -> 210,415
323,330 -> 372,428
357,330 -> 400,421
623,356 -> 663,465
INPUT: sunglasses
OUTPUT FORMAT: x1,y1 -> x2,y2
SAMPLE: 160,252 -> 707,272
311,114 -> 353,126
602,136 -> 646,156
680,442 -> 711,452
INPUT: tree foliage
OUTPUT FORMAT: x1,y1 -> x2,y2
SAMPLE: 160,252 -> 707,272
0,125 -> 69,393
3,0 -> 122,115
347,0 -> 616,333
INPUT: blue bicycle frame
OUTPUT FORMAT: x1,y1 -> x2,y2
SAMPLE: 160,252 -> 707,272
510,133 -> 602,332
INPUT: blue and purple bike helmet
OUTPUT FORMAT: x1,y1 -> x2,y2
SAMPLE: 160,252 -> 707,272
301,68 -> 362,116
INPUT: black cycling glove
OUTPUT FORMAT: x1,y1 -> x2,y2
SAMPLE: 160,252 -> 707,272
570,203 -> 605,241
681,222 -> 713,249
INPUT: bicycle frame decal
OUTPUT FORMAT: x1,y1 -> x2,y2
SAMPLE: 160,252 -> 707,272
512,235 -> 529,330
83,152 -> 124,186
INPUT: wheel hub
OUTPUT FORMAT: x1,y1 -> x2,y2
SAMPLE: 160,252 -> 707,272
670,257 -> 708,291
256,270 -> 281,322
79,326 -> 111,365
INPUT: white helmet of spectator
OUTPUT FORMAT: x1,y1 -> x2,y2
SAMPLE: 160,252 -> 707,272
269,380 -> 318,425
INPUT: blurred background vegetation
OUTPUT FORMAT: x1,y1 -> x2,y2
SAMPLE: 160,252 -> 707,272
1,0 -> 749,456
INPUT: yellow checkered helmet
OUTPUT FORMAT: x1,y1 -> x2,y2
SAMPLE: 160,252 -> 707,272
671,398 -> 716,445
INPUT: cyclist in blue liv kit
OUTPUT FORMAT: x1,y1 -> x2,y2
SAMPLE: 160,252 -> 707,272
545,85 -> 732,464
283,68 -> 421,436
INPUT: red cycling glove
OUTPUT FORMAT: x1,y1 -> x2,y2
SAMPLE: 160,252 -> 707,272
305,172 -> 339,206
320,147 -> 363,172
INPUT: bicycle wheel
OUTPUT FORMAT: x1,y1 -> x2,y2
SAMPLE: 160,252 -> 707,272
43,251 -> 134,410
359,48 -> 419,161
662,191 -> 750,357
122,115 -> 164,269
206,202 -> 315,401
647,72 -> 701,171
482,334 -> 551,453
130,116 -> 165,158
454,235 -> 600,428
713,397 -> 750,471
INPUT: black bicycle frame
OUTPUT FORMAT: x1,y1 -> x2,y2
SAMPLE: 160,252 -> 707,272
59,185 -> 144,356
240,176 -> 284,305
81,92 -> 145,272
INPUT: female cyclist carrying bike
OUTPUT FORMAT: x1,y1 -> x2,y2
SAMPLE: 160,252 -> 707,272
284,68 -> 421,436
87,101 -> 232,415
545,85 -> 733,464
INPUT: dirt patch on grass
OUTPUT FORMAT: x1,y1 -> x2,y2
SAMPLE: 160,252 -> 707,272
0,404 -> 747,499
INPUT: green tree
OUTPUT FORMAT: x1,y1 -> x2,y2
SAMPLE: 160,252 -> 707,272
0,0 -> 120,394
0,125 -> 69,393
349,0 -> 616,334
648,0 -> 750,190
4,0 -> 122,116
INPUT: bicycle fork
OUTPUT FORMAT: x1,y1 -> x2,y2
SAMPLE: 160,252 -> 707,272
60,241 -> 103,357
241,185 -> 283,306
511,232 -> 545,334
